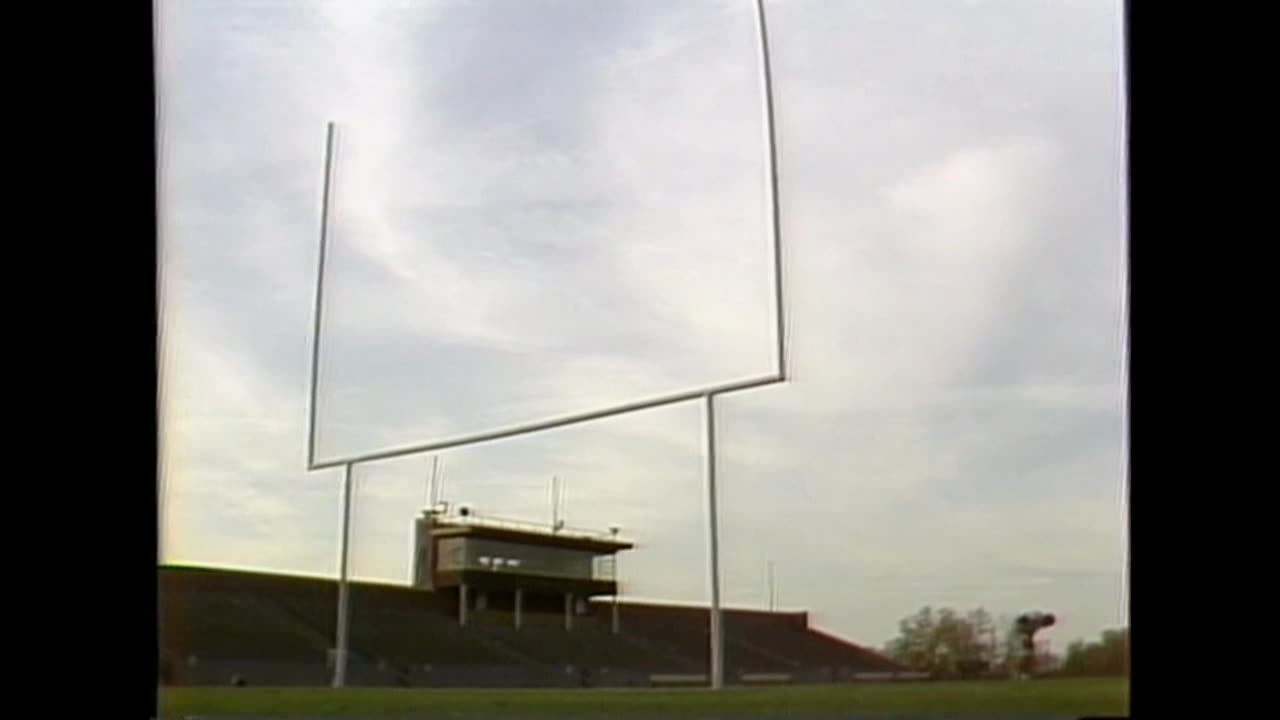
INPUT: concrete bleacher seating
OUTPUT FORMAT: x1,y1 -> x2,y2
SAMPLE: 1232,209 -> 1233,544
348,605 -> 508,666
159,565 -> 906,687
161,590 -> 328,663
477,623 -> 669,674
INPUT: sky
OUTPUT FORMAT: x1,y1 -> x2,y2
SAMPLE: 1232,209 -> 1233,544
156,0 -> 1127,651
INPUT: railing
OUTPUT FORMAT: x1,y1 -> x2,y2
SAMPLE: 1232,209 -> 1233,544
437,512 -> 630,545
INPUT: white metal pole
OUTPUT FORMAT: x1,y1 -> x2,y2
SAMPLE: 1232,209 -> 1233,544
307,122 -> 336,470
753,0 -> 786,382
704,393 -> 724,690
334,462 -> 354,687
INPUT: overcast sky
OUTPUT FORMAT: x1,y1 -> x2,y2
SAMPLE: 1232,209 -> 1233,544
157,0 -> 1127,650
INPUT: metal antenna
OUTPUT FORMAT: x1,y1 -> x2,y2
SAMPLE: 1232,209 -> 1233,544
560,476 -> 568,528
768,560 -> 776,612
549,476 -> 557,530
427,456 -> 440,509
436,457 -> 446,507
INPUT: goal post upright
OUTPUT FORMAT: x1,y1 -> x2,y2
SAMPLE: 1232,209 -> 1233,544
333,462 -> 354,688
704,392 -> 724,690
307,121 -> 336,473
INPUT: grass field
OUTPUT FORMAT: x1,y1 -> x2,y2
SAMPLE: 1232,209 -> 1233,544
160,677 -> 1128,717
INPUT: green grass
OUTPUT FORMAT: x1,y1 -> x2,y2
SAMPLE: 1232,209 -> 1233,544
160,677 -> 1128,717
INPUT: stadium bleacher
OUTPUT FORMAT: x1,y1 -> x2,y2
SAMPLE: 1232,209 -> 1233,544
159,565 -> 904,687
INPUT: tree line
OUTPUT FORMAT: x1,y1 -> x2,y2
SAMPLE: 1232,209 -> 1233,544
881,605 -> 1129,679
